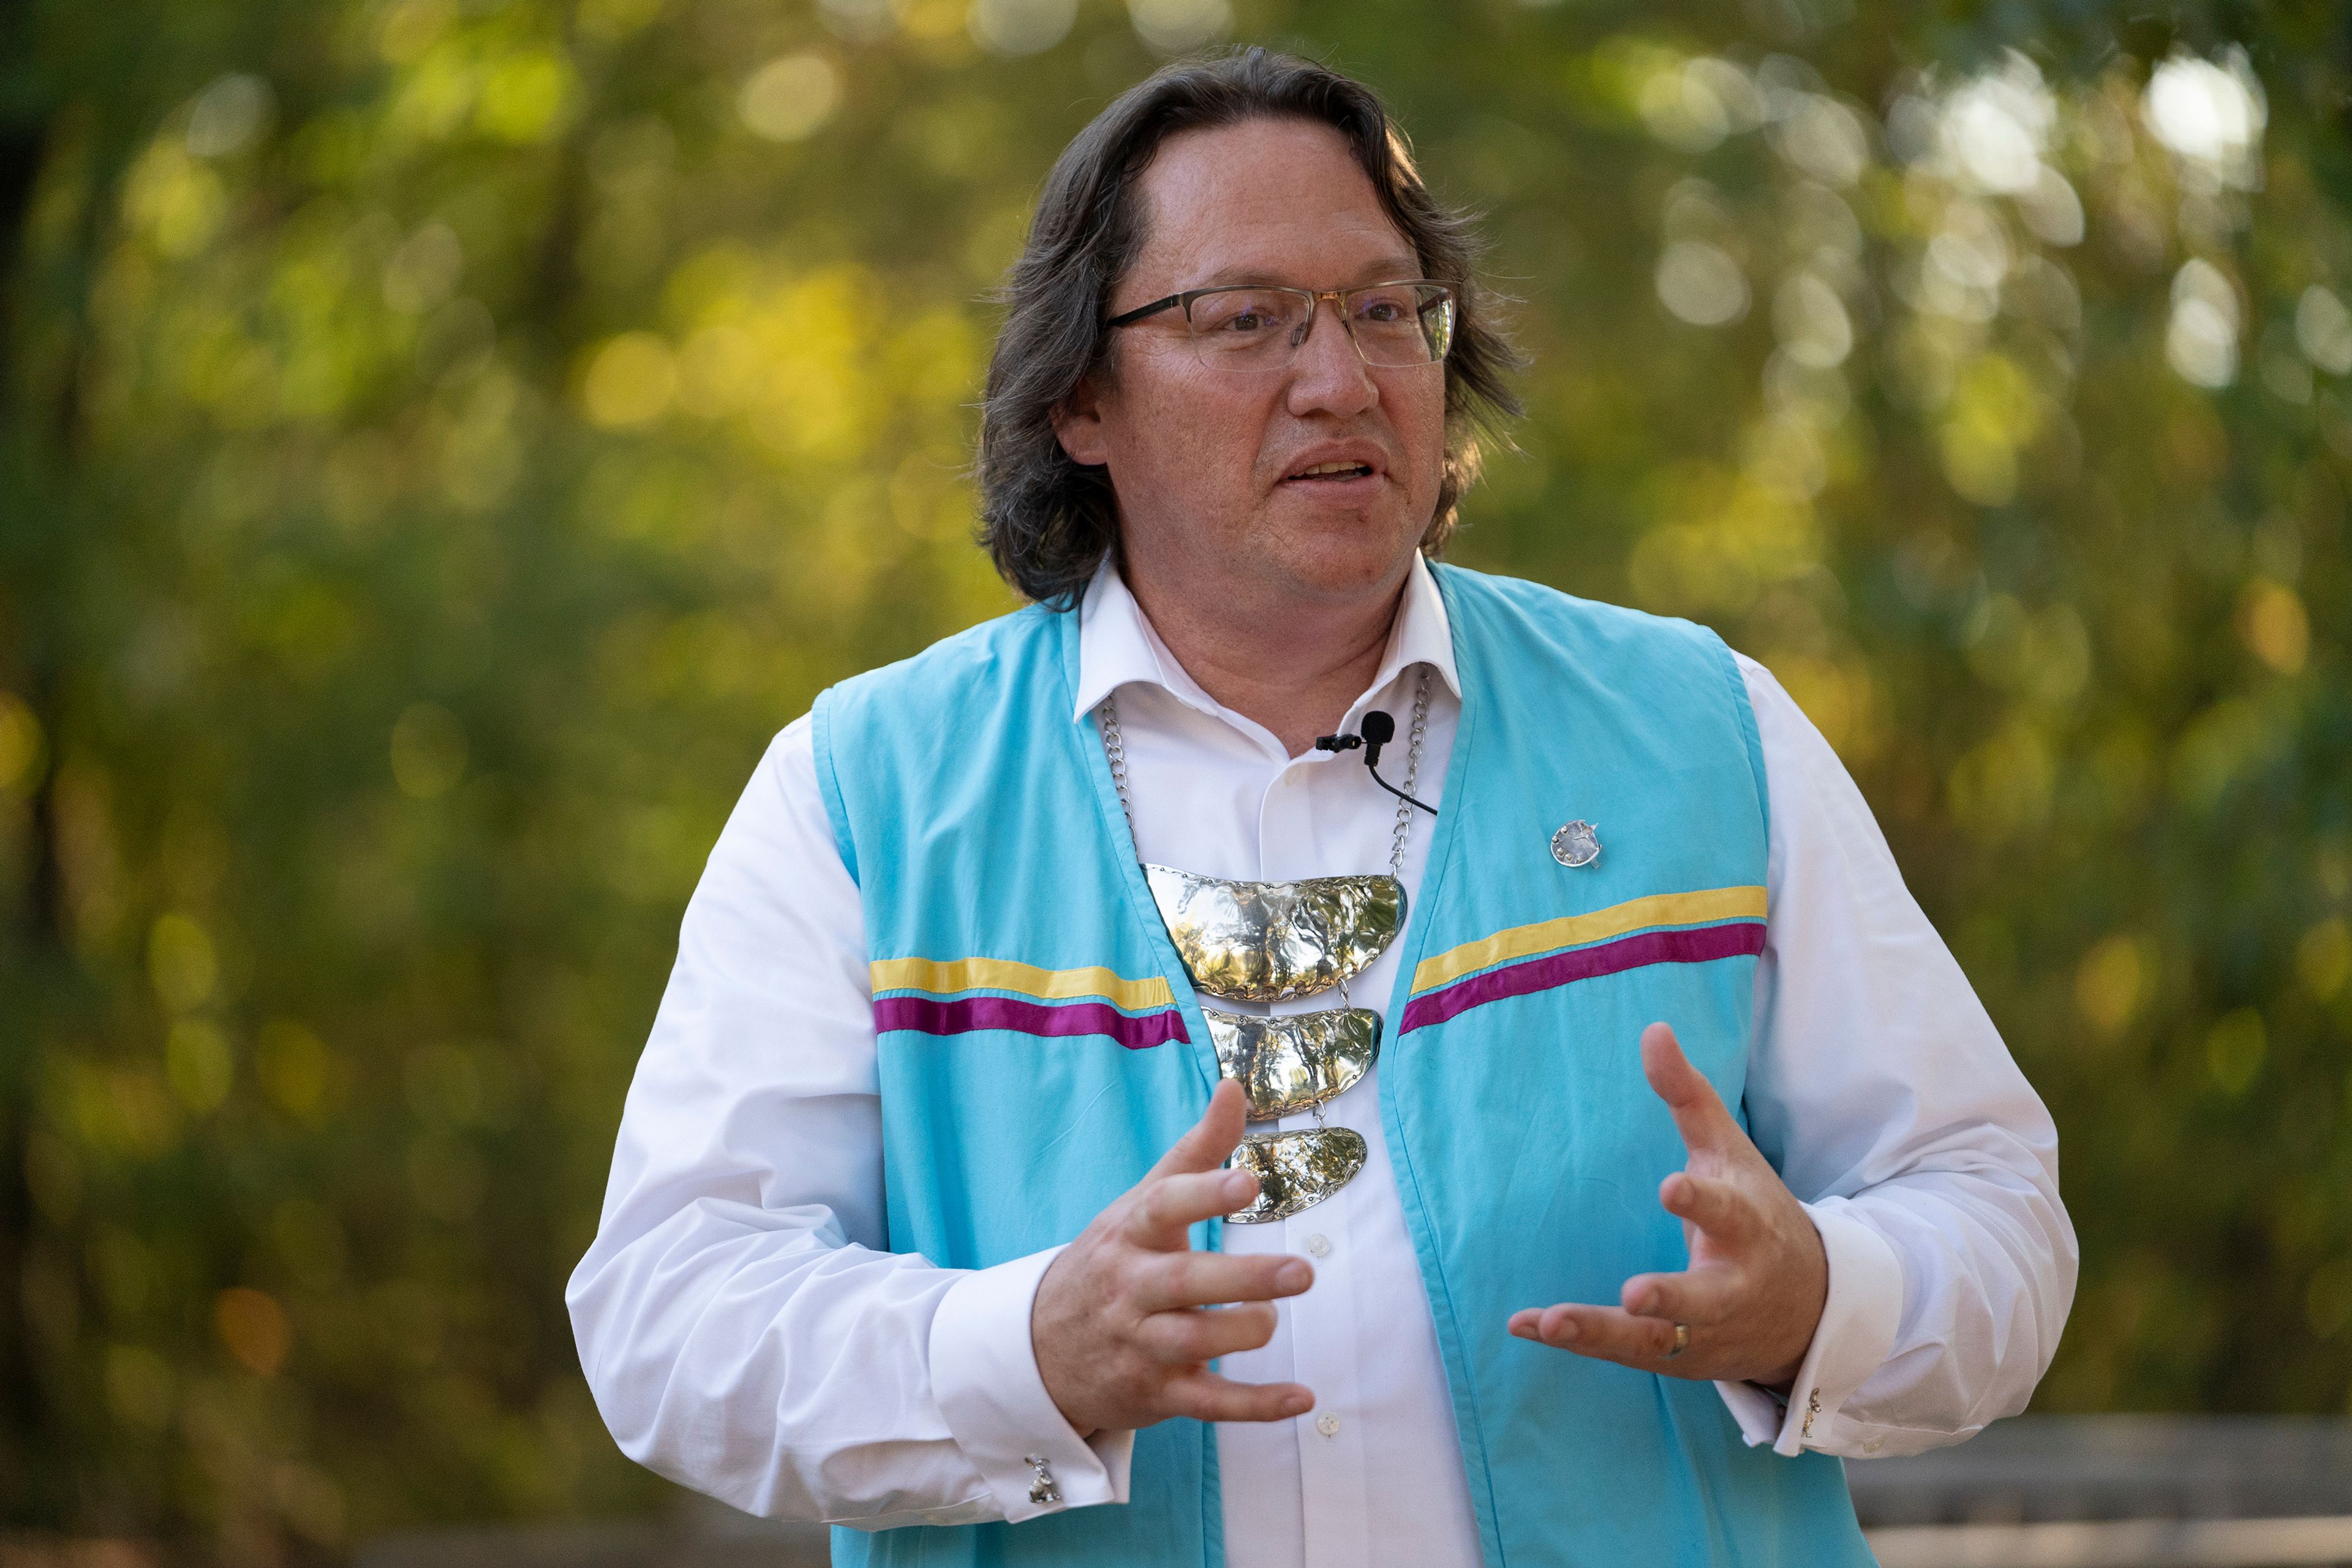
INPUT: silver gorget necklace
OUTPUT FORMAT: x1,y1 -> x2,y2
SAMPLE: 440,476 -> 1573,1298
1098,667 -> 1431,1222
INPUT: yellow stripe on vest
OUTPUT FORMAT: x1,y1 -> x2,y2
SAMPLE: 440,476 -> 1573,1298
1410,886 -> 1768,995
869,956 -> 1175,1013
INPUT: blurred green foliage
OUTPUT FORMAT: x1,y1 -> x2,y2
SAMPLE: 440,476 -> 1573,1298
2,0 -> 2350,1558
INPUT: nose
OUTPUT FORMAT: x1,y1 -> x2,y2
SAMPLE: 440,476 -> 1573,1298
1284,297 -> 1379,421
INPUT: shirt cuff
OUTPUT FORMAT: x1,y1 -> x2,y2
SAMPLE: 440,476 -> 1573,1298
1715,1198 -> 1904,1457
930,1243 -> 1135,1521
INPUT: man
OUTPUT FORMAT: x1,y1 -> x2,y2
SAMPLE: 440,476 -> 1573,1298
568,48 -> 2076,1568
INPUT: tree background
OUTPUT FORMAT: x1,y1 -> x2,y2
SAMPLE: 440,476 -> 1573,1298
2,0 -> 2349,1558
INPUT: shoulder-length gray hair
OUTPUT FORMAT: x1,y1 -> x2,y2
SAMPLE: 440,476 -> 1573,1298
976,47 -> 1524,610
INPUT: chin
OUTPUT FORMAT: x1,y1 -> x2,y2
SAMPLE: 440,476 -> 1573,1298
1255,513 -> 1422,598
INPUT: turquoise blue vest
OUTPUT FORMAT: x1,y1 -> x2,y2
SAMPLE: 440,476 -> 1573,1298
812,565 -> 1873,1568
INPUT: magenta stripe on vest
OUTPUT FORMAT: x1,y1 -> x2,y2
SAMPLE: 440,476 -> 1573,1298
873,994 -> 1187,1051
1399,921 -> 1766,1035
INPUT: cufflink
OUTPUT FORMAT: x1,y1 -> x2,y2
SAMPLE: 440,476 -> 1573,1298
1022,1453 -> 1061,1506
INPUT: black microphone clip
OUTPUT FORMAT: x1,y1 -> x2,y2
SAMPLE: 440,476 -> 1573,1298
1311,710 -> 1434,817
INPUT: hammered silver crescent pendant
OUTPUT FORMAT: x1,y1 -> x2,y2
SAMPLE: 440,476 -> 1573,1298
1210,1006 -> 1380,1224
1224,1128 -> 1370,1223
1144,864 -> 1406,1002
1101,679 -> 1432,1224
1143,867 -> 1401,1223
1204,1005 -> 1381,1119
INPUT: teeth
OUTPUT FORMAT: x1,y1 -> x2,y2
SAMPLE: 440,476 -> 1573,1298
1294,461 -> 1370,478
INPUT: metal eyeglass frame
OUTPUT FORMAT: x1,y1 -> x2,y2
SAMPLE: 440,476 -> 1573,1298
1101,279 -> 1457,370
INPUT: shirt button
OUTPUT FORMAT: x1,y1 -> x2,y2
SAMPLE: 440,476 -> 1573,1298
1863,1437 -> 1884,1455
1305,1234 -> 1332,1258
1314,1413 -> 1341,1438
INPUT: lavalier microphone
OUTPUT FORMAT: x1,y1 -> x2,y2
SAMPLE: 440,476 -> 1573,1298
1314,710 -> 1436,816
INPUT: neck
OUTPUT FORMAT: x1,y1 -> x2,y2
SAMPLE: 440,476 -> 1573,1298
1120,558 -> 1410,757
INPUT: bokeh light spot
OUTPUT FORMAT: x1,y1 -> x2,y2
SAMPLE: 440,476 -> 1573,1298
1128,0 -> 1231,54
2075,935 -> 2147,1036
2205,1008 -> 2266,1096
148,913 -> 219,1015
578,0 -> 664,41
968,0 -> 1074,56
0,691 -> 47,793
121,140 -> 225,255
374,0 -> 453,64
477,51 -> 578,145
1772,273 -> 1852,367
1639,56 -> 1761,153
1769,95 -> 1871,187
390,702 -> 469,799
166,1019 -> 235,1113
1948,720 -> 2052,839
2143,48 -> 2267,185
257,1020 -> 336,1122
2166,259 -> 2241,389
2237,579 -> 2309,674
186,74 -> 275,158
2296,919 -> 2351,1000
581,332 -> 677,427
2295,286 -> 2352,376
821,0 -> 907,42
2309,1260 -> 2352,1339
382,222 -> 463,315
1656,241 -> 1749,326
216,1287 -> 293,1376
739,54 -> 842,142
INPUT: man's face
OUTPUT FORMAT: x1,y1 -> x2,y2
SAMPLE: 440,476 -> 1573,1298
1054,117 -> 1449,608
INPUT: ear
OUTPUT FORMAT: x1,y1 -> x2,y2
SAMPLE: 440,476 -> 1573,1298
1050,373 -> 1112,468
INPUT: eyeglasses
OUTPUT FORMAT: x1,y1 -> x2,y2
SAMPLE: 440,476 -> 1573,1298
1103,280 -> 1457,371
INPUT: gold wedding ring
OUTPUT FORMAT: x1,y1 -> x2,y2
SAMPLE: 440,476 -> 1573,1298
1663,1322 -> 1690,1360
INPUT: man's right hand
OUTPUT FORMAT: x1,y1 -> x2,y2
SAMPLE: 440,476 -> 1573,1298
1031,1079 -> 1316,1437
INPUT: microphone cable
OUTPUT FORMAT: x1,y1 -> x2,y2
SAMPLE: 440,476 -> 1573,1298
1313,709 -> 1437,815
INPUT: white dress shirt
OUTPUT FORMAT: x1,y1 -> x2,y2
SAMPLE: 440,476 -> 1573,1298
567,556 -> 2077,1562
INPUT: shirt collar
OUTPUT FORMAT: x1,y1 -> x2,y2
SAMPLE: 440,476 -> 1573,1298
1069,551 -> 1461,724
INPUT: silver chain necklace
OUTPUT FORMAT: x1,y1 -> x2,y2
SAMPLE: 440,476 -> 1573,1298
1098,665 -> 1433,879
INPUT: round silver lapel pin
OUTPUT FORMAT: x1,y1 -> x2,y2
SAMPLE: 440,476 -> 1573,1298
1550,820 -> 1601,868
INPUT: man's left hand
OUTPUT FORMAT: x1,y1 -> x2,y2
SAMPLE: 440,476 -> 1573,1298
1507,1022 -> 1826,1388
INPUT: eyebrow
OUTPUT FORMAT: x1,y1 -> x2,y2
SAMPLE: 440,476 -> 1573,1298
1185,255 -> 1427,291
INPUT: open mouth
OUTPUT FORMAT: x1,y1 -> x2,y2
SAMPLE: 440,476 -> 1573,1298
1284,461 -> 1377,483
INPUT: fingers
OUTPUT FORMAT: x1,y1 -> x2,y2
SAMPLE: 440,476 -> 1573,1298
1619,1264 -> 1743,1327
1143,1079 -> 1250,1183
1129,1251 -> 1313,1313
1640,1023 -> 1741,1157
1124,1167 -> 1259,1245
1136,1300 -> 1283,1362
1161,1371 -> 1315,1425
1507,1301 -> 1689,1367
1659,1170 -> 1754,1246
